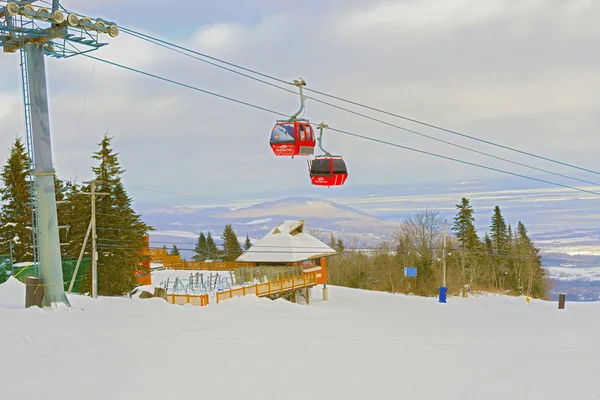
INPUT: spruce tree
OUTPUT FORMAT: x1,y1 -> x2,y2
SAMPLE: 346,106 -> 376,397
336,238 -> 345,254
0,138 -> 32,262
329,233 -> 336,249
244,234 -> 252,251
490,206 -> 509,256
514,221 -> 547,297
170,245 -> 180,256
206,232 -> 219,260
63,181 -> 92,264
82,135 -> 153,295
54,176 -> 72,255
452,198 -> 479,251
221,224 -> 243,261
193,232 -> 208,261
484,233 -> 493,255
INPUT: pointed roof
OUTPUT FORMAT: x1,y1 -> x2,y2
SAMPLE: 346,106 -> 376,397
236,220 -> 337,263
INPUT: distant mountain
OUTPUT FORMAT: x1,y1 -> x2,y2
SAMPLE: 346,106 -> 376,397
138,197 -> 398,259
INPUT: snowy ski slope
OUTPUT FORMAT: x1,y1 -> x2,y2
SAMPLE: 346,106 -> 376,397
1,277 -> 598,399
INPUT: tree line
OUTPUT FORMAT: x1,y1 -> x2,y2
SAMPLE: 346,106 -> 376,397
164,226 -> 251,262
326,198 -> 549,299
0,136 -> 151,296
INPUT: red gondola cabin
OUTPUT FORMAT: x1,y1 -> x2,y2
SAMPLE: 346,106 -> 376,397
270,121 -> 316,156
309,156 -> 348,187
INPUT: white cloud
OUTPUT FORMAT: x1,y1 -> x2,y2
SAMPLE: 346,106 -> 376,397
191,23 -> 247,54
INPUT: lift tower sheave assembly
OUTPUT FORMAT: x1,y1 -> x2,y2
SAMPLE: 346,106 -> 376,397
0,1 -> 118,307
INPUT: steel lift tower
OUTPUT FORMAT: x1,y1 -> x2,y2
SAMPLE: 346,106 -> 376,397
0,1 -> 118,306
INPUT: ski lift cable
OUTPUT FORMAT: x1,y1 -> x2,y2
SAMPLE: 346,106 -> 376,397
114,26 -> 600,177
77,53 -> 600,197
85,32 -> 600,187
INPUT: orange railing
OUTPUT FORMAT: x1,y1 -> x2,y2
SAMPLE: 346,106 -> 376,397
215,272 -> 317,303
166,293 -> 209,306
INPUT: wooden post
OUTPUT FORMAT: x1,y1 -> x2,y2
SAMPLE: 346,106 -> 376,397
186,293 -> 190,304
242,286 -> 246,296
558,293 -> 566,309
25,277 -> 44,308
268,281 -> 272,295
229,288 -> 233,298
255,283 -> 259,297
305,287 -> 310,305
171,293 -> 175,304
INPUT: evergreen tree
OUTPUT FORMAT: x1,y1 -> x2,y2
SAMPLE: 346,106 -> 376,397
193,232 -> 208,261
244,234 -> 252,251
0,138 -> 32,262
336,238 -> 345,254
489,206 -> 509,256
452,198 -> 479,251
329,233 -> 336,250
484,233 -> 493,255
206,232 -> 219,260
73,135 -> 152,295
62,181 -> 91,266
221,224 -> 243,261
514,221 -> 547,297
54,176 -> 73,255
170,245 -> 180,256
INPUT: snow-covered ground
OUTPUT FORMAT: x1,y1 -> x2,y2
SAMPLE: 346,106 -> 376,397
1,277 -> 599,399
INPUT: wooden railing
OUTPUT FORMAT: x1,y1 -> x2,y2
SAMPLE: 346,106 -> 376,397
166,293 -> 209,306
162,273 -> 317,307
216,272 -> 317,303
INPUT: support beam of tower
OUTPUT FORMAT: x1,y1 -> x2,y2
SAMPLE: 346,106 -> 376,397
26,43 -> 68,306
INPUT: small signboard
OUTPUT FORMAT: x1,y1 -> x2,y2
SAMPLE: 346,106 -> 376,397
404,267 -> 417,277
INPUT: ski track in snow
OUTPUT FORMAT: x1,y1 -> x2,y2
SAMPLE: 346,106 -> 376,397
1,277 -> 599,400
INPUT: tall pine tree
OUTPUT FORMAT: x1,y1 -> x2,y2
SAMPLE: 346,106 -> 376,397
452,198 -> 480,251
193,232 -> 208,261
170,245 -> 180,256
85,135 -> 152,295
0,138 -> 33,261
63,181 -> 92,264
490,206 -> 509,256
206,232 -> 219,260
244,234 -> 252,251
221,224 -> 243,261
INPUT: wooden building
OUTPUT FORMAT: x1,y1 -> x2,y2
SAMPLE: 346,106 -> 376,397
236,220 -> 337,284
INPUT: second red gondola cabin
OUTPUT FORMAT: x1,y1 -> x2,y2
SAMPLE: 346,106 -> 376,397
270,121 -> 316,156
309,156 -> 348,187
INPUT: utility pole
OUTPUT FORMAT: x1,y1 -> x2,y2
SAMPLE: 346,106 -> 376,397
439,220 -> 448,303
1,1 -> 119,307
78,180 -> 108,298
442,220 -> 447,288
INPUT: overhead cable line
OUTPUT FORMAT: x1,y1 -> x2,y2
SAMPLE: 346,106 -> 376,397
80,53 -> 289,118
77,54 -> 600,197
110,31 -> 600,187
115,26 -> 600,177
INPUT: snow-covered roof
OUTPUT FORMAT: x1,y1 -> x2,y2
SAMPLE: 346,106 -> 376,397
236,220 -> 337,263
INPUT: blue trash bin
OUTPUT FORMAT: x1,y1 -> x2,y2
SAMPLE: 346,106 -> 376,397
439,286 -> 448,303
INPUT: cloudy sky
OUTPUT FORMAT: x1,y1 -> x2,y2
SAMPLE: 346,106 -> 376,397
1,0 -> 599,205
